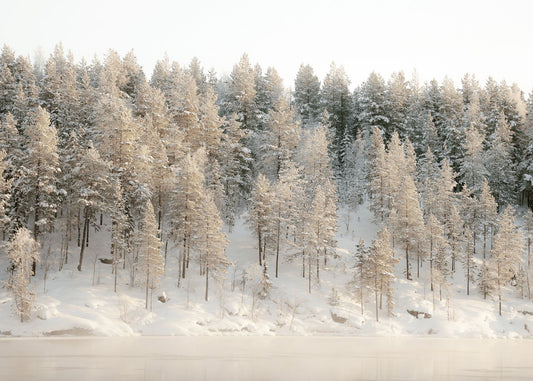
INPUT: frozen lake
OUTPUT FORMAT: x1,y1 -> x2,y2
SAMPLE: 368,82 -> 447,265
1,336 -> 532,380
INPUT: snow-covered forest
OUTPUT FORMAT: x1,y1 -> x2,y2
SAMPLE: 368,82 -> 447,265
1,44 -> 533,335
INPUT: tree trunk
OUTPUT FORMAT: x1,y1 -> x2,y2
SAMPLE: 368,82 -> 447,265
466,259 -> 470,296
375,288 -> 379,322
77,207 -> 81,247
405,244 -> 410,280
145,269 -> 150,309
77,207 -> 89,272
275,218 -> 280,278
302,252 -> 305,278
316,252 -> 320,282
258,228 -> 263,266
205,265 -> 209,301
181,237 -> 187,279
308,253 -> 312,294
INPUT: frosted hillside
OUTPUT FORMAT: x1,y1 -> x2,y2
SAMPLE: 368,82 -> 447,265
1,203 -> 532,338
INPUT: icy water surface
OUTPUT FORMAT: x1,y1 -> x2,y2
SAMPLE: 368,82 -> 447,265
1,336 -> 532,380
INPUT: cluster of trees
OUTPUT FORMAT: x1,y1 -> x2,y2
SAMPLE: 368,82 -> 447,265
1,44 -> 532,322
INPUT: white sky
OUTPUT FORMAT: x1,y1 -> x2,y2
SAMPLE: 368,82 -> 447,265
2,0 -> 533,91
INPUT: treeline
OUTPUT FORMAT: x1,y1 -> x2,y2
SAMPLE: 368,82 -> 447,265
0,44 -> 532,322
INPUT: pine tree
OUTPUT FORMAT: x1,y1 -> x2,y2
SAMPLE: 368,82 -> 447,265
195,192 -> 229,301
523,209 -> 533,298
218,114 -> 250,229
486,112 -> 516,206
368,127 -> 388,222
298,121 -> 334,197
462,227 -> 476,296
447,203 -> 463,273
368,227 -> 399,321
260,96 -> 301,179
357,72 -> 389,140
293,64 -> 321,126
321,62 -> 352,168
386,71 -> 410,139
272,160 -> 305,278
305,186 -> 337,291
425,213 -> 449,291
19,107 -> 59,250
390,175 -> 424,280
73,143 -> 113,271
228,53 -> 258,133
349,238 -> 371,315
488,207 -> 524,315
342,130 -> 367,209
0,150 -> 10,235
246,174 -> 274,266
478,180 -> 498,260
6,227 -> 39,322
137,200 -> 164,309
167,150 -> 206,281
458,122 -> 487,195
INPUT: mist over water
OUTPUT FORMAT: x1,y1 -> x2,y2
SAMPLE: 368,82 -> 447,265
1,336 -> 532,380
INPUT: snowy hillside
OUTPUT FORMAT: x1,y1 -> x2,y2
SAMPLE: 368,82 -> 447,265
1,203 -> 533,338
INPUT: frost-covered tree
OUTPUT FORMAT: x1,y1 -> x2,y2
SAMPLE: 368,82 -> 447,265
7,227 -> 39,322
246,174 -> 274,266
73,143 -> 113,271
356,72 -> 388,140
321,62 -> 352,167
462,227 -> 476,295
195,192 -> 229,301
298,121 -> 334,197
349,238 -> 371,315
305,186 -> 337,288
260,96 -> 300,179
272,160 -> 305,278
486,112 -> 516,206
167,150 -> 206,281
446,203 -> 463,273
368,127 -> 388,222
488,207 -> 524,315
293,64 -> 321,126
227,53 -> 258,133
367,227 -> 398,321
137,200 -> 164,309
425,213 -> 449,291
0,150 -> 11,235
390,175 -> 424,280
478,180 -> 498,259
342,130 -> 367,209
458,122 -> 487,195
218,114 -> 250,228
18,107 -> 59,259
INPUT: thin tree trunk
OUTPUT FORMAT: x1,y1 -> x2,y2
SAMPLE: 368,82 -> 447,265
205,266 -> 209,301
258,228 -> 262,266
308,253 -> 312,294
302,251 -> 305,278
406,244 -> 410,280
77,207 -> 81,247
145,269 -> 150,309
316,252 -> 320,282
77,207 -> 89,271
275,218 -> 280,278
375,287 -> 379,322
466,259 -> 470,296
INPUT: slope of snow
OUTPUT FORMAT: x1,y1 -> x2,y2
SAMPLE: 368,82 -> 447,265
1,202 -> 533,337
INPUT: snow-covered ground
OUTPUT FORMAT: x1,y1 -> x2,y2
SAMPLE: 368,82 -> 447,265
1,203 -> 533,337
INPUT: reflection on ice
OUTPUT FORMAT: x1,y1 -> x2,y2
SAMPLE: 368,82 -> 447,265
0,336 -> 531,380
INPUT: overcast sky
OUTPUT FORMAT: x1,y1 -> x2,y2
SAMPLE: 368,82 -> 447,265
2,0 -> 533,91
